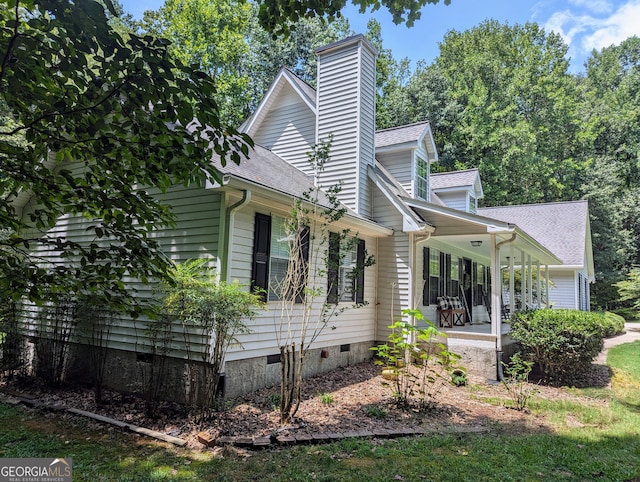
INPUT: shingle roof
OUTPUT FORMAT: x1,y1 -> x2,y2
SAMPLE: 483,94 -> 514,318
430,169 -> 480,191
375,122 -> 429,149
212,145 -> 351,213
478,201 -> 589,266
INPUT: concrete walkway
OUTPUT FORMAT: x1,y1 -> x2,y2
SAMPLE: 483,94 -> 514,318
596,322 -> 640,364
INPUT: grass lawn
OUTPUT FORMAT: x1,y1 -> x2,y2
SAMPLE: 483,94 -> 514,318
1,344 -> 640,481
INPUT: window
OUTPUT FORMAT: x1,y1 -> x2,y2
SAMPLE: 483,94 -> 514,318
328,233 -> 365,304
468,194 -> 477,213
415,156 -> 428,200
450,256 -> 460,296
251,214 -> 309,302
423,247 -> 442,305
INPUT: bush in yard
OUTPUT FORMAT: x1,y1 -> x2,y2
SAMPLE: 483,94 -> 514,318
599,312 -> 625,337
510,309 -> 605,384
371,309 -> 462,411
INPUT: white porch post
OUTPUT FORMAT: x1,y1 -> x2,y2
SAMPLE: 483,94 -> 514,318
490,234 -> 501,351
509,248 -> 515,315
545,265 -> 550,308
520,250 -> 526,311
527,254 -> 533,308
536,261 -> 541,308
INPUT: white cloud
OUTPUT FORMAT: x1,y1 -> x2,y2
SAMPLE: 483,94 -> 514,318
568,0 -> 613,14
544,0 -> 640,56
581,1 -> 640,51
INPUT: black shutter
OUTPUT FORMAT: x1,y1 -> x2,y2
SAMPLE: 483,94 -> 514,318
423,247 -> 430,306
251,213 -> 271,302
327,232 -> 339,304
355,239 -> 365,304
294,226 -> 310,303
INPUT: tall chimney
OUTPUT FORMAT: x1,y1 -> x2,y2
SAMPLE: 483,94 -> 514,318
315,35 -> 377,218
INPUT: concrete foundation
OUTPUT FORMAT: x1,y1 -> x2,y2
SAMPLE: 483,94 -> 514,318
446,333 -> 518,381
34,340 -> 375,403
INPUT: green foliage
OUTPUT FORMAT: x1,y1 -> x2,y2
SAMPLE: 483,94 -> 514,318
371,309 -> 461,411
615,268 -> 640,310
501,352 -> 536,411
364,405 -> 387,419
160,259 -> 262,415
0,0 -> 252,314
601,312 -> 626,337
450,368 -> 467,387
510,309 -> 605,383
436,20 -> 585,204
318,392 -> 334,405
257,0 -> 452,37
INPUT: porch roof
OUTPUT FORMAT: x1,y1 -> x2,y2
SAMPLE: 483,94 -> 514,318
402,197 -> 561,265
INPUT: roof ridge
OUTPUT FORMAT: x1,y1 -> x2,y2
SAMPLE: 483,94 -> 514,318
375,121 -> 429,134
478,199 -> 587,210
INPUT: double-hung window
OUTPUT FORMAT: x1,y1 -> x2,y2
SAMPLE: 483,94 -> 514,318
251,213 -> 309,302
415,156 -> 429,201
327,233 -> 365,304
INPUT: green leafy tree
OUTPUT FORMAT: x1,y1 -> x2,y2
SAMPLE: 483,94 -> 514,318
435,20 -> 585,205
0,0 -> 251,313
580,37 -> 640,308
615,268 -> 640,311
257,0 -> 452,37
139,0 -> 253,127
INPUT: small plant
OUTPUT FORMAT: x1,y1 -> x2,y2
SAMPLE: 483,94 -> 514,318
364,405 -> 388,419
268,393 -> 281,412
451,369 -> 468,387
318,392 -> 334,405
501,353 -> 537,411
371,308 -> 462,411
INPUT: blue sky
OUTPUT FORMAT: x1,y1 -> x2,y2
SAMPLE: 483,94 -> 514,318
119,0 -> 640,73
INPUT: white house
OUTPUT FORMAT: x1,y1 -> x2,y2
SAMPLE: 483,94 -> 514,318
21,34 -> 594,398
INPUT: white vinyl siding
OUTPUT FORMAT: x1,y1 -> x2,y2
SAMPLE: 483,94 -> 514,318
547,269 -> 579,309
252,84 -> 316,175
225,202 -> 378,362
372,189 -> 411,340
23,184 -> 223,357
316,38 -> 376,218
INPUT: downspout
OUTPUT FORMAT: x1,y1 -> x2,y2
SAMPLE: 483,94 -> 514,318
223,190 -> 251,282
494,232 -> 517,381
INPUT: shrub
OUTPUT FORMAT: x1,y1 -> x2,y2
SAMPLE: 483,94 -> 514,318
501,353 -> 536,411
600,312 -> 625,337
371,309 -> 462,411
510,309 -> 605,383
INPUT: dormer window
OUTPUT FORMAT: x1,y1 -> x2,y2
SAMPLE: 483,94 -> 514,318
415,155 -> 428,200
468,194 -> 477,213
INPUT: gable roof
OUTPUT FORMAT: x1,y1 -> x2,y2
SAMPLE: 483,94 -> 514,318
239,68 -> 316,136
375,122 -> 430,149
431,169 -> 480,190
478,201 -> 593,272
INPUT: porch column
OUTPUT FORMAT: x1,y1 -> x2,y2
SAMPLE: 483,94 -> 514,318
509,247 -> 515,315
545,265 -> 550,308
527,254 -> 533,308
536,261 -> 541,308
520,250 -> 526,311
490,234 -> 501,350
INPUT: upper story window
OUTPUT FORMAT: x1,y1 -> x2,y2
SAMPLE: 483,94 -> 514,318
415,155 -> 428,201
468,194 -> 477,213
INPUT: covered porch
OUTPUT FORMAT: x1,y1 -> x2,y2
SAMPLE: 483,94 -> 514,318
408,201 -> 562,379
